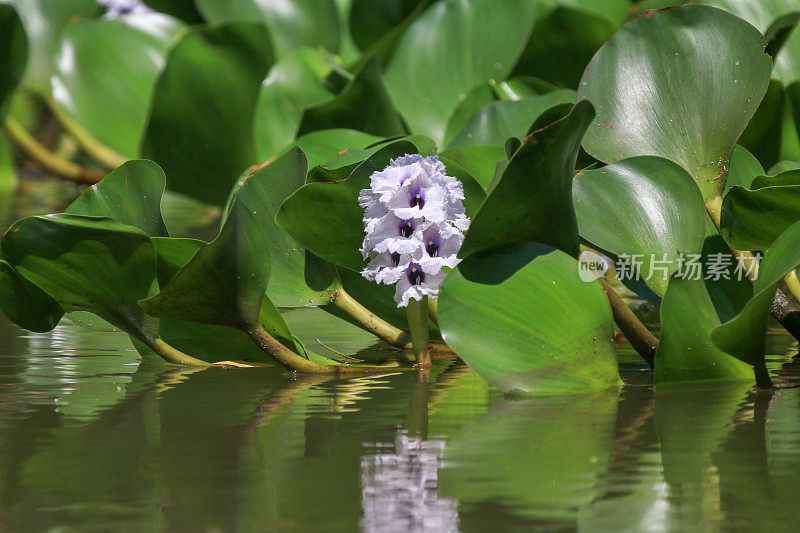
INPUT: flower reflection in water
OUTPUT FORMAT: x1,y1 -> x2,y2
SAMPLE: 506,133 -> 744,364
361,429 -> 459,532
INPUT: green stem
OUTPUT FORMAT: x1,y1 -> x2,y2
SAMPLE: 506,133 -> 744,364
141,336 -> 212,367
330,287 -> 412,348
3,116 -> 106,184
46,97 -> 127,169
248,324 -> 337,373
427,298 -> 439,327
247,323 -> 402,374
406,296 -> 431,366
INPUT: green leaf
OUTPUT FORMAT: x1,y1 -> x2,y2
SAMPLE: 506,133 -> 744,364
52,13 -> 183,158
438,242 -> 620,395
576,4 -> 772,200
655,277 -> 754,384
459,100 -> 594,259
0,257 -> 63,332
9,0 -> 99,94
384,0 -> 541,145
226,149 -> 341,307
65,159 -> 169,237
292,129 -> 385,170
437,145 -> 505,188
141,21 -> 274,206
721,181 -> 800,251
1,214 -> 158,339
446,90 -> 576,149
510,4 -> 622,89
276,140 -> 418,271
738,80 -> 785,167
711,219 -> 800,376
0,4 -> 27,118
150,236 -> 291,364
701,235 -> 753,323
698,0 -> 800,85
195,0 -> 341,57
253,48 -> 335,161
142,0 -> 204,23
140,148 -> 320,362
348,0 -> 430,52
297,57 -> 406,140
573,156 -> 707,296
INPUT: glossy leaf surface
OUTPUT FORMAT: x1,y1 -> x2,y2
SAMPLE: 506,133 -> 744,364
577,5 -> 771,200
438,242 -> 620,395
459,101 -> 594,259
141,21 -> 274,205
573,156 -> 706,296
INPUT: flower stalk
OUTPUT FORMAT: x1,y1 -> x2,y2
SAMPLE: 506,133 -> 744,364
406,296 -> 431,366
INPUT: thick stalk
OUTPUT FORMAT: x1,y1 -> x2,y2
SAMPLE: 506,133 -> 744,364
330,287 -> 412,347
427,298 -> 439,327
599,278 -> 657,367
47,97 -> 127,169
3,117 -> 105,184
141,336 -> 212,367
706,196 -> 800,339
406,296 -> 431,366
247,324 -> 401,374
248,324 -> 338,373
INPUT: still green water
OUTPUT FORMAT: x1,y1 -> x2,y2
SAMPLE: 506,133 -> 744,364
2,182 -> 800,531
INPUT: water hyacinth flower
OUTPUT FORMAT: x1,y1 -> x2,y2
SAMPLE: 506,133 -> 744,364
359,154 -> 469,308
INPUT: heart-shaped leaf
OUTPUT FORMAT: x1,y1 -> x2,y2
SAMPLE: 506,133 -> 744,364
446,89 -> 576,150
711,218 -> 800,384
65,159 -> 169,237
0,257 -> 63,332
577,4 -> 772,200
1,214 -> 158,339
459,100 -> 594,259
52,13 -> 182,158
384,0 -> 541,145
655,277 -> 754,384
438,242 -> 620,395
141,21 -> 274,205
573,156 -> 707,296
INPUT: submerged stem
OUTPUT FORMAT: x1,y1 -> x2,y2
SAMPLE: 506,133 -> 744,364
599,278 -> 657,367
406,296 -> 431,366
3,117 -> 105,184
330,287 -> 412,348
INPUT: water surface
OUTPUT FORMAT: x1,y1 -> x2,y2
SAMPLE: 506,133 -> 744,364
2,181 -> 800,531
